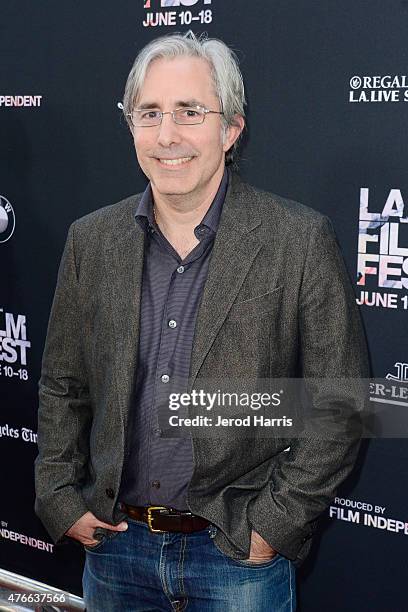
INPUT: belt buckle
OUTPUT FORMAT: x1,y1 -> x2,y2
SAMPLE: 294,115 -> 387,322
147,506 -> 168,533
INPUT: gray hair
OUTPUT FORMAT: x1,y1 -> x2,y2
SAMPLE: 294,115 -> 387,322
122,31 -> 246,165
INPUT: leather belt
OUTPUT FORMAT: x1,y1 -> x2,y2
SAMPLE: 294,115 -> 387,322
119,503 -> 210,534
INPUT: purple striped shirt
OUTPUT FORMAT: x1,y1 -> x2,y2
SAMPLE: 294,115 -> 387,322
119,169 -> 228,510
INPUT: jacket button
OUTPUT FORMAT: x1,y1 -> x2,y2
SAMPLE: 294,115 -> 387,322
106,488 -> 115,499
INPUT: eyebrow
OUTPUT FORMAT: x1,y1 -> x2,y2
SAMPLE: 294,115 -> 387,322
136,99 -> 206,110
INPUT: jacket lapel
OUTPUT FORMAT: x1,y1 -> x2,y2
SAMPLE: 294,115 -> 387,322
189,172 -> 263,389
103,197 -> 145,427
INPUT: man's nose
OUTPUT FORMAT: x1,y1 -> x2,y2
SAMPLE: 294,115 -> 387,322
156,112 -> 182,147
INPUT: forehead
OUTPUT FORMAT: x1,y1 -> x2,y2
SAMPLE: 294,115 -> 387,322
137,56 -> 217,106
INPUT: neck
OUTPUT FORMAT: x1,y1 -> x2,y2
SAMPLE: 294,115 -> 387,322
151,166 -> 225,235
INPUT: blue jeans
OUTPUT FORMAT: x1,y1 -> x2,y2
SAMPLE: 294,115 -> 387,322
82,517 -> 296,611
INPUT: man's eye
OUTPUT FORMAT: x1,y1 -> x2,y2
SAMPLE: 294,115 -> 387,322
182,109 -> 199,117
141,110 -> 160,119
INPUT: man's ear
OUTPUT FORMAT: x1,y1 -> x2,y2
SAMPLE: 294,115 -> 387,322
223,115 -> 245,153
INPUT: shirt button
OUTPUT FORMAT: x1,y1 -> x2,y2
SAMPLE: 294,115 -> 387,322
168,319 -> 177,328
152,480 -> 161,489
177,265 -> 185,274
161,374 -> 170,383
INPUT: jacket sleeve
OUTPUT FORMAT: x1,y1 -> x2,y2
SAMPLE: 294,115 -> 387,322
247,214 -> 370,561
34,222 -> 90,544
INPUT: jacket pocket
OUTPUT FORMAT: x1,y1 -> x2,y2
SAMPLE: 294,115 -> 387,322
227,286 -> 283,321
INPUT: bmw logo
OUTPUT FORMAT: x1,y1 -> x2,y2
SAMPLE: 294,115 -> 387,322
0,195 -> 15,243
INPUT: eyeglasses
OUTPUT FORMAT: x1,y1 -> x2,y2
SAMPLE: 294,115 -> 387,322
127,105 -> 224,127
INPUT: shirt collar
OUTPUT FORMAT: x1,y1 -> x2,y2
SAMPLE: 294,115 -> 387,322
134,168 -> 229,237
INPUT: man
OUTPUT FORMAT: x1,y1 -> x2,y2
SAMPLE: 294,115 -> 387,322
35,32 -> 369,611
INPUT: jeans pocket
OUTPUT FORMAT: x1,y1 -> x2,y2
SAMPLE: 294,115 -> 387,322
210,535 -> 282,569
84,528 -> 119,552
84,536 -> 107,552
232,553 -> 281,568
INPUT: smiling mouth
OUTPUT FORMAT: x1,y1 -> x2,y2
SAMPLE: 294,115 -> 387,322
157,157 -> 193,166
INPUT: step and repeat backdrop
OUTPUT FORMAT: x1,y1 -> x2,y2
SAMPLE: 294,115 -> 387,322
1,1 -> 407,609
